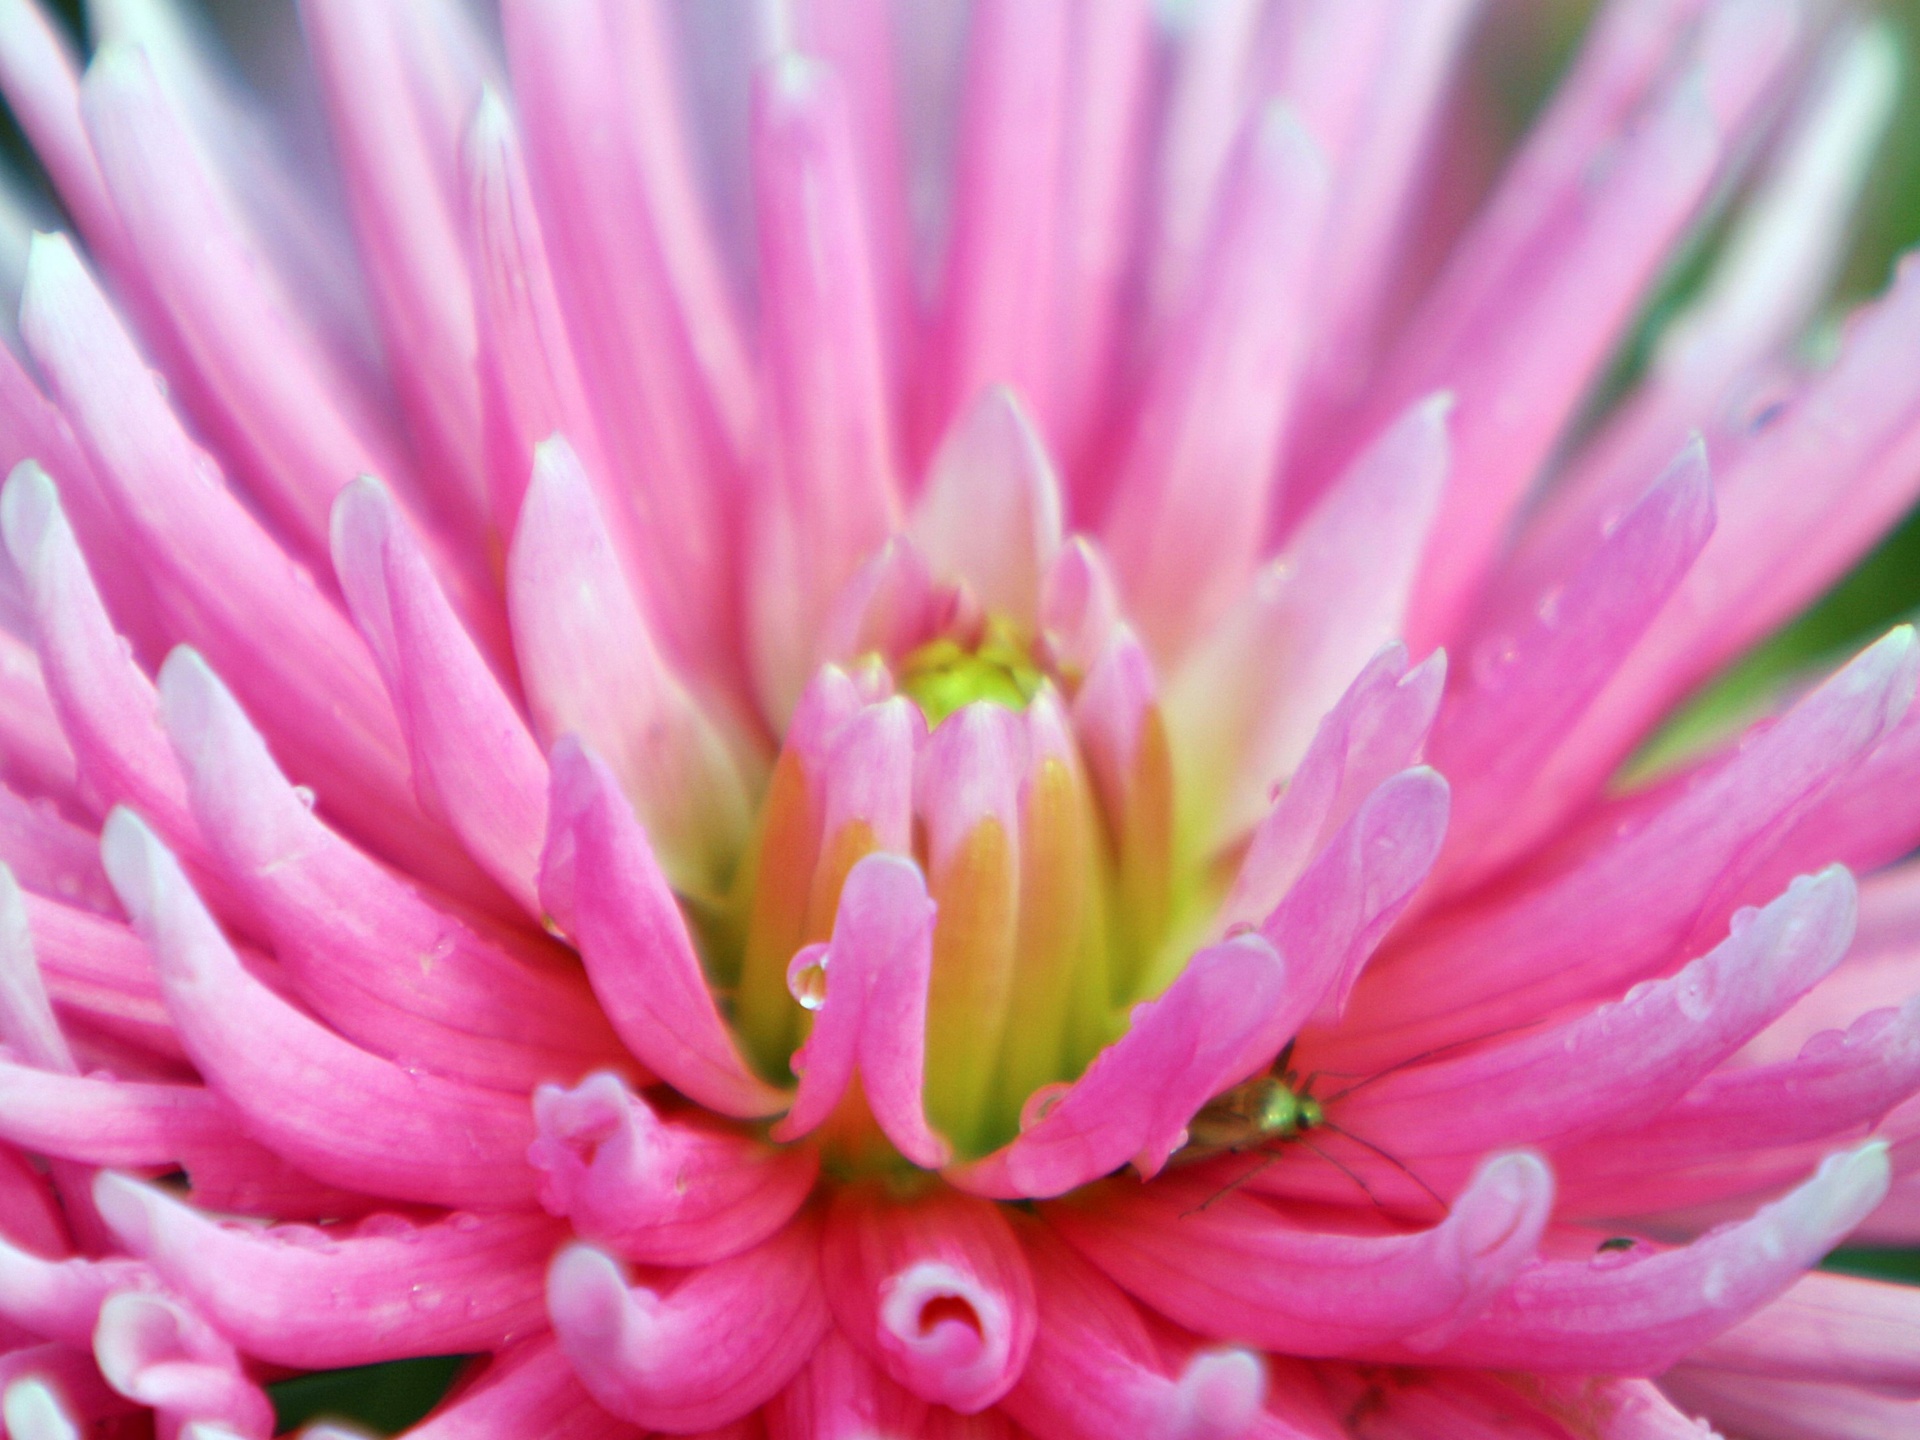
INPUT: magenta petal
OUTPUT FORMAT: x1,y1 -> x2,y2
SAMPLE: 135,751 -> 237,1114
0,1060 -> 242,1170
540,738 -> 786,1119
773,852 -> 949,1167
1053,1151 -> 1554,1355
100,807 -> 538,1210
1412,1144 -> 1889,1373
92,1173 -> 556,1370
0,1228 -> 149,1348
767,1328 -> 930,1440
406,1339 -> 644,1440
332,475 -> 549,916
547,1217 -> 829,1433
530,1072 -> 817,1267
821,1187 -> 1036,1414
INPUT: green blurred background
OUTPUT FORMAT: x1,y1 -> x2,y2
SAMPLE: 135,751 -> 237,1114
16,0 -> 1920,1433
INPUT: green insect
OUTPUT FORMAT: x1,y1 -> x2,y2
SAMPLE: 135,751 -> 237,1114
1177,1044 -> 1444,1214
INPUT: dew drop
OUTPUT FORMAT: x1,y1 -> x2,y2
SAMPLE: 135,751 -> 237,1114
1534,586 -> 1564,627
1019,1082 -> 1071,1132
291,785 -> 317,810
1470,635 -> 1519,690
787,944 -> 830,1010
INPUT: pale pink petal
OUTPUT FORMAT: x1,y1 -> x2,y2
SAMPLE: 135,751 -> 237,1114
530,1071 -> 817,1267
508,436 -> 753,899
821,1186 -> 1035,1413
92,1291 -> 273,1439
1411,1144 -> 1888,1372
540,738 -> 786,1118
100,808 -> 539,1209
910,388 -> 1063,627
2,1376 -> 81,1440
332,476 -> 547,914
547,1218 -> 829,1432
1686,1270 -> 1920,1393
1661,1367 -> 1920,1440
1053,1151 -> 1553,1355
0,861 -> 69,1072
948,934 -> 1287,1201
0,1230 -> 148,1347
0,1061 -> 243,1170
774,852 -> 948,1167
92,1173 -> 556,1369
1168,393 -> 1449,843
1105,104 -> 1330,659
1218,646 -> 1445,933
159,645 -> 626,1092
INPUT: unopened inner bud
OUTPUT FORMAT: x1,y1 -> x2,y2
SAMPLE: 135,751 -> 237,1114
897,619 -> 1042,726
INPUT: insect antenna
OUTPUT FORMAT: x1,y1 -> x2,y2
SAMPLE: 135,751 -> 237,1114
1297,1135 -> 1391,1213
1319,1120 -> 1449,1213
1314,1020 -> 1546,1105
1180,1150 -> 1281,1217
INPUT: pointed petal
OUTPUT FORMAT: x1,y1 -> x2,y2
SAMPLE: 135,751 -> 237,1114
547,1218 -> 829,1433
821,1186 -> 1035,1413
911,388 -> 1062,625
530,1071 -> 816,1267
100,808 -> 538,1209
949,934 -> 1289,1200
1053,1151 -> 1554,1354
541,738 -> 786,1118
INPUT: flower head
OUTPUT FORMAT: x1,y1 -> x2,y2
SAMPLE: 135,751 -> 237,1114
0,0 -> 1918,1436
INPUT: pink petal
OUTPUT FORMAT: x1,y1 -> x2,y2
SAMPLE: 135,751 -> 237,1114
773,852 -> 949,1167
0,1061 -> 243,1170
0,1230 -> 148,1348
1168,393 -> 1449,843
1434,438 -> 1717,886
92,1173 -> 557,1370
507,436 -> 752,899
332,476 -> 547,916
547,1217 -> 829,1433
405,1339 -> 644,1440
1003,1229 -> 1285,1440
530,1071 -> 817,1267
1661,1367 -> 1920,1440
1219,645 -> 1445,933
1338,866 -> 1858,1171
159,645 -> 626,1092
0,859 -> 70,1072
92,1291 -> 273,1439
948,934 -> 1289,1200
1341,625 -> 1918,1064
540,738 -> 786,1119
100,808 -> 539,1210
1686,1269 -> 1920,1393
1053,1151 -> 1554,1354
1412,1144 -> 1889,1372
1104,104 -> 1330,659
821,1186 -> 1035,1413
765,1328 -> 929,1440
910,387 -> 1063,626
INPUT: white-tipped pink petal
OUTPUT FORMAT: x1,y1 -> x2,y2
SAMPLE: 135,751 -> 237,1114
1003,1230 -> 1282,1440
99,807 -> 538,1209
91,1291 -> 273,1439
1054,1151 -> 1554,1355
92,1172 -> 557,1370
1,1378 -> 81,1440
0,1228 -> 149,1348
822,1186 -> 1036,1414
332,475 -> 547,916
910,387 -> 1063,627
540,738 -> 787,1119
949,933 -> 1288,1201
773,852 -> 948,1166
529,1071 -> 817,1267
157,645 -> 626,1092
1413,1143 -> 1889,1373
0,860 -> 69,1072
546,1218 -> 829,1433
508,436 -> 752,898
1338,867 -> 1857,1178
1435,439 -> 1717,885
1105,104 -> 1330,659
1219,645 -> 1445,933
1168,393 -> 1449,842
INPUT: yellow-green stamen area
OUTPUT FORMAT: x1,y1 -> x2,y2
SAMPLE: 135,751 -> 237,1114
897,622 -> 1044,726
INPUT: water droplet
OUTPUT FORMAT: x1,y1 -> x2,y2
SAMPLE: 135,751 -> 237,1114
1534,586 -> 1564,627
291,785 -> 317,810
787,944 -> 830,1010
448,1212 -> 482,1232
1673,972 -> 1712,1022
1470,635 -> 1519,690
1019,1083 -> 1071,1132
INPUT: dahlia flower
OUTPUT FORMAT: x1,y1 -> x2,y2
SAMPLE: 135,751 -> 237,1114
4,0 -> 1920,1435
